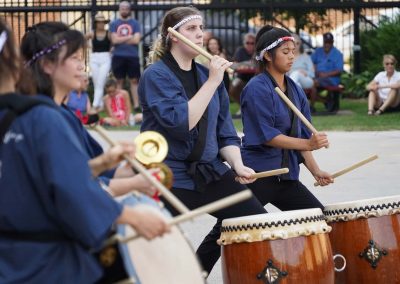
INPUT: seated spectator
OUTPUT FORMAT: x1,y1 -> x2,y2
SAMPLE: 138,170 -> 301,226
288,33 -> 315,90
206,36 -> 230,91
230,33 -> 256,117
66,74 -> 93,121
103,78 -> 142,126
366,54 -> 400,115
311,32 -> 344,112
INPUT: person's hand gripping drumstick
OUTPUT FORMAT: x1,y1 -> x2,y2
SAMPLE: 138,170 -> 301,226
274,87 -> 330,150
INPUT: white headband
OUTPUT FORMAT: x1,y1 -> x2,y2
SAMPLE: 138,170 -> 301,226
255,36 -> 295,61
172,15 -> 202,30
0,31 -> 8,54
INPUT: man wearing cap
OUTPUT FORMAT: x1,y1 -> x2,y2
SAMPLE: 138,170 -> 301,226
110,1 -> 141,112
311,32 -> 344,112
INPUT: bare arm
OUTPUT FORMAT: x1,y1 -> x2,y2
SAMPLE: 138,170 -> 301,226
265,133 -> 329,151
219,145 -> 256,184
111,32 -> 140,45
301,151 -> 333,186
123,91 -> 131,123
187,55 -> 232,130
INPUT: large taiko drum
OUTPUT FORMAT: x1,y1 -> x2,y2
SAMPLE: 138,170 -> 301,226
324,195 -> 400,284
218,208 -> 343,284
96,193 -> 205,284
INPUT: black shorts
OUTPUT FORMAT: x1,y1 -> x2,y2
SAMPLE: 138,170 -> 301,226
111,55 -> 141,79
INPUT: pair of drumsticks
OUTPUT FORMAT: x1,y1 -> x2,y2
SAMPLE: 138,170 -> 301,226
167,27 -> 378,187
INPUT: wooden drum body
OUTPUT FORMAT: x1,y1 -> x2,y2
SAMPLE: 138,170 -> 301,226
218,208 -> 336,284
324,196 -> 400,284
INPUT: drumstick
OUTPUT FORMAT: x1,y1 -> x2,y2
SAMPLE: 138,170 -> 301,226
249,168 -> 289,179
274,87 -> 318,135
167,27 -> 234,74
314,154 -> 378,186
93,125 -> 190,214
111,190 -> 252,244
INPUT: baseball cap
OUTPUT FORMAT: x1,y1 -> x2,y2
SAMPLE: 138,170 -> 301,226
323,32 -> 334,42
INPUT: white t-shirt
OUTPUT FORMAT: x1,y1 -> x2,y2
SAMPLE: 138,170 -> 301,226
373,70 -> 400,100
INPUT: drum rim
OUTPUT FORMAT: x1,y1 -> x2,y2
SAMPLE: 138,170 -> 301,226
221,211 -> 326,233
324,195 -> 400,218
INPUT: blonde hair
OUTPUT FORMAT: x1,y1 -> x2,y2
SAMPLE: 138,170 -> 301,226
383,54 -> 397,65
147,6 -> 202,65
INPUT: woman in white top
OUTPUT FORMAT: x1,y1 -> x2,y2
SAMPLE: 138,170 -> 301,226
288,33 -> 315,89
366,54 -> 400,115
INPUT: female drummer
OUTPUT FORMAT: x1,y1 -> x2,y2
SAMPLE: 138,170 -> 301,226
21,21 -> 158,197
240,25 -> 333,211
0,19 -> 169,283
139,6 -> 267,275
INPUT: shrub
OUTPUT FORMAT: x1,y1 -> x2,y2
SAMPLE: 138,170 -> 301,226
341,70 -> 373,98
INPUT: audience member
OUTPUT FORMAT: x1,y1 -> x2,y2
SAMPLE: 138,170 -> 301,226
311,32 -> 344,112
230,33 -> 256,109
288,33 -> 315,90
206,36 -> 230,91
110,1 -> 141,111
66,74 -> 92,118
366,54 -> 400,115
86,13 -> 112,111
103,78 -> 142,126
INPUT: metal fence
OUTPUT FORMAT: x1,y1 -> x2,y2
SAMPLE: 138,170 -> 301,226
1,0 -> 399,73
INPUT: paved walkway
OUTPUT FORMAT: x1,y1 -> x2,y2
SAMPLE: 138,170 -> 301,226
90,130 -> 400,284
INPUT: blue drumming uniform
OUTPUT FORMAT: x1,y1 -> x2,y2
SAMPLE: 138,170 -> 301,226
138,57 -> 268,275
139,61 -> 240,190
240,73 -> 323,214
0,96 -> 122,283
241,73 -> 312,180
311,46 -> 344,87
59,104 -> 115,182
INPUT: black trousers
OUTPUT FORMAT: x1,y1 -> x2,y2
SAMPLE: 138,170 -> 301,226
162,172 -> 323,275
161,170 -> 267,275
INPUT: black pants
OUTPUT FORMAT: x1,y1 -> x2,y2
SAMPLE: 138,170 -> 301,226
161,170 -> 267,275
162,172 -> 323,275
248,176 -> 324,211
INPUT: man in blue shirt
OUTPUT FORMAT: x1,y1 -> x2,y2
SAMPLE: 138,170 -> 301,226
110,1 -> 141,112
311,32 -> 344,112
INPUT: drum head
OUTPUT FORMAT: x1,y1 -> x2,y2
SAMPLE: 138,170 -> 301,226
219,208 -> 331,245
120,225 -> 205,284
324,195 -> 400,222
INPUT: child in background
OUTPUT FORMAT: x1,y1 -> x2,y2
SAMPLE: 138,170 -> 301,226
66,74 -> 91,115
103,78 -> 142,126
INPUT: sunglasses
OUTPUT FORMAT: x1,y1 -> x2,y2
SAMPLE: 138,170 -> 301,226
245,42 -> 255,45
385,62 -> 395,66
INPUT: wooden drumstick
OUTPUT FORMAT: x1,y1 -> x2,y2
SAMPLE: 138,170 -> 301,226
314,154 -> 378,186
167,27 -> 234,74
274,87 -> 318,135
249,168 -> 289,179
93,125 -> 190,214
113,190 -> 253,244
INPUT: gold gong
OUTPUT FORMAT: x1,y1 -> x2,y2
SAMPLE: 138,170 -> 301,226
147,162 -> 174,189
134,131 -> 168,165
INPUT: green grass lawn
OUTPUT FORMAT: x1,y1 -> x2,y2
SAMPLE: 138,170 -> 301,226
231,99 -> 400,132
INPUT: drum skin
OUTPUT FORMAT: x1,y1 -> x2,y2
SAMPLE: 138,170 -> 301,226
329,214 -> 400,284
222,233 -> 335,284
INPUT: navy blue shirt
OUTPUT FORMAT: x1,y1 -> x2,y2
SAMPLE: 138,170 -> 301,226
240,73 -> 312,180
0,97 -> 122,283
109,18 -> 141,58
139,61 -> 240,190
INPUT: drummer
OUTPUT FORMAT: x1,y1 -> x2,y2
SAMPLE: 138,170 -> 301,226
138,6 -> 267,275
21,21 -> 159,198
0,19 -> 169,283
240,25 -> 333,210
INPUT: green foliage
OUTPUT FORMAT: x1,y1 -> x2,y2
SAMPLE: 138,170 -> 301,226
341,71 -> 373,98
360,15 -> 400,75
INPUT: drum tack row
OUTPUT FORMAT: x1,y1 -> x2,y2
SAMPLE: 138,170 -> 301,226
219,196 -> 400,284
